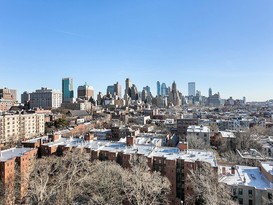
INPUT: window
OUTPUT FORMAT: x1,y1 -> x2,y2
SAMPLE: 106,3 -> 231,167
268,193 -> 272,200
248,190 -> 252,196
238,188 -> 243,195
239,198 -> 243,205
249,200 -> 253,205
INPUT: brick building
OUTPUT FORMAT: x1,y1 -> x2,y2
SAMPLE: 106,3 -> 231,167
0,147 -> 38,204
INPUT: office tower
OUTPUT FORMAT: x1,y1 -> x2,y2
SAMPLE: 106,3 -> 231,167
161,83 -> 167,96
62,78 -> 74,103
188,82 -> 196,96
106,85 -> 114,96
125,78 -> 131,97
169,81 -> 182,106
143,86 -> 151,97
157,81 -> 161,96
30,87 -> 62,109
172,81 -> 177,92
209,88 -> 212,97
142,89 -> 148,102
130,84 -> 138,100
114,82 -> 122,98
77,83 -> 94,101
21,91 -> 30,104
243,97 -> 246,104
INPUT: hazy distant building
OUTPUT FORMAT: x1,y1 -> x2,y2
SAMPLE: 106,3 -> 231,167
209,88 -> 212,97
168,81 -> 182,106
188,82 -> 195,96
78,83 -> 94,101
142,89 -> 148,102
143,86 -> 151,97
62,78 -> 74,103
207,93 -> 221,106
30,87 -> 62,109
157,81 -> 160,96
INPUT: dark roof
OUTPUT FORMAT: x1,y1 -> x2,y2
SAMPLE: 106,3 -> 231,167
67,110 -> 90,117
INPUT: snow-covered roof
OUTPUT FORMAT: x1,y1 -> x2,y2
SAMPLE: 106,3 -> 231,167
219,165 -> 272,189
0,147 -> 36,162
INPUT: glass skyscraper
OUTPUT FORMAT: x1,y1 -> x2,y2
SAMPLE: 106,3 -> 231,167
62,78 -> 74,102
188,82 -> 196,96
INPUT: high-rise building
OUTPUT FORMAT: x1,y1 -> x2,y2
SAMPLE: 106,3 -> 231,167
143,86 -> 151,97
209,88 -> 212,97
21,91 -> 30,104
62,78 -> 74,103
130,84 -> 138,100
114,82 -> 122,98
161,83 -> 167,97
125,78 -> 131,97
157,81 -> 161,96
172,81 -> 177,92
78,83 -> 94,101
106,85 -> 114,96
30,87 -> 62,109
188,82 -> 196,96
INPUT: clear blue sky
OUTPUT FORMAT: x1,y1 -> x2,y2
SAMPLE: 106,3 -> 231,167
0,0 -> 272,101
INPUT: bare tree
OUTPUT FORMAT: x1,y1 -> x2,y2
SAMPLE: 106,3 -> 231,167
187,135 -> 210,150
122,154 -> 171,205
25,150 -> 171,205
186,162 -> 236,205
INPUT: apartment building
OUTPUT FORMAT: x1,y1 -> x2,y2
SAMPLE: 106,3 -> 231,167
0,147 -> 38,204
30,87 -> 62,109
177,118 -> 198,139
187,125 -> 210,144
0,112 -> 45,143
219,164 -> 273,205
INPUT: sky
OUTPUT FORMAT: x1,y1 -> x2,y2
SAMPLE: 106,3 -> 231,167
0,0 -> 272,102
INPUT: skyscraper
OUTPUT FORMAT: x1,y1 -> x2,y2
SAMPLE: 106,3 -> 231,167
114,82 -> 122,98
143,86 -> 151,97
62,78 -> 74,103
157,81 -> 160,96
161,83 -> 167,96
209,88 -> 212,97
125,78 -> 131,96
77,83 -> 94,100
188,82 -> 196,96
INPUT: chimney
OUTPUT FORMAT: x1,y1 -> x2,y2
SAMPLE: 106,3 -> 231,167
231,166 -> 235,175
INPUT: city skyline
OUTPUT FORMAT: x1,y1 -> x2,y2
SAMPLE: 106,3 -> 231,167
0,1 -> 272,101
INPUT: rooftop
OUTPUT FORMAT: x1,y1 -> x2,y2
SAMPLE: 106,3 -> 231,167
187,125 -> 210,133
0,147 -> 36,162
219,165 -> 272,190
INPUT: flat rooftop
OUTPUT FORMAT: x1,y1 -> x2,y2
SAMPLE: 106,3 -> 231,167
219,165 -> 272,189
0,147 -> 36,162
149,148 -> 217,167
